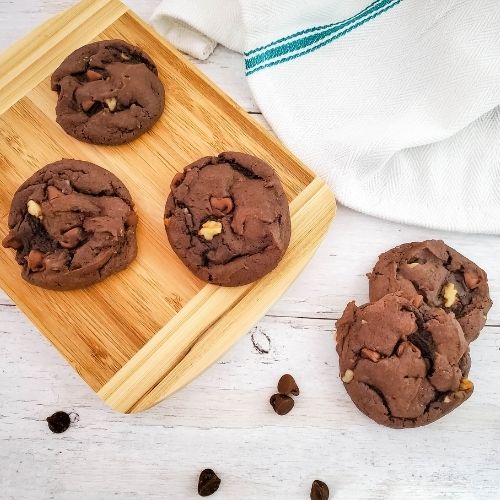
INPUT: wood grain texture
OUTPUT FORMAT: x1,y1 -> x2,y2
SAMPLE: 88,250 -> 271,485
0,0 -> 334,409
1,1 -> 499,499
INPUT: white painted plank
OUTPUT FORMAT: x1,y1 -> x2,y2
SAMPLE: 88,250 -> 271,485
1,310 -> 499,499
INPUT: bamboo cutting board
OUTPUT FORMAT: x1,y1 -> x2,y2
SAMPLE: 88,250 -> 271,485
0,0 -> 336,413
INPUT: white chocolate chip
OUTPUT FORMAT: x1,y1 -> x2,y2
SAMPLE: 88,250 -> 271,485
443,395 -> 452,404
361,319 -> 368,325
442,282 -> 458,308
120,52 -> 131,60
341,369 -> 354,383
105,97 -> 117,111
407,262 -> 420,268
27,200 -> 43,219
198,220 -> 222,241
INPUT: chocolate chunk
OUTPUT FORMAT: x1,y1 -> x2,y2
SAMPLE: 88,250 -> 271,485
46,411 -> 71,434
277,373 -> 299,396
164,152 -> 291,287
336,293 -> 473,428
198,469 -> 221,497
368,240 -> 492,343
270,393 -> 294,415
310,480 -> 330,500
51,40 -> 165,145
2,159 -> 138,290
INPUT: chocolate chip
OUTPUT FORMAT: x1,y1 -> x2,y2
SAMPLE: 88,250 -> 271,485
310,480 -> 330,500
198,469 -> 221,497
86,69 -> 103,81
210,196 -> 234,214
46,411 -> 71,433
277,374 -> 300,396
269,393 -> 294,415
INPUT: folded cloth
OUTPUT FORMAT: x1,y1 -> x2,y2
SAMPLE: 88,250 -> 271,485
152,0 -> 500,234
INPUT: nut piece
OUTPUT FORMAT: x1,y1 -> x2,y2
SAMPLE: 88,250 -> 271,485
459,378 -> 474,391
443,395 -> 452,404
210,196 -> 234,214
104,97 -> 117,111
198,220 -> 222,241
442,282 -> 458,307
27,200 -> 43,219
341,369 -> 354,384
361,348 -> 381,363
407,262 -> 420,268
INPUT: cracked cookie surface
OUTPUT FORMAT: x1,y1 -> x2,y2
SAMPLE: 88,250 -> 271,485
2,159 -> 138,290
164,152 -> 291,286
336,293 -> 473,428
368,240 -> 492,343
51,39 -> 165,145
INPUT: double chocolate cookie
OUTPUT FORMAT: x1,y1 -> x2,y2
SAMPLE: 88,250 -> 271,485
164,152 -> 291,286
368,240 -> 492,343
2,159 -> 138,290
51,40 -> 165,145
336,293 -> 473,429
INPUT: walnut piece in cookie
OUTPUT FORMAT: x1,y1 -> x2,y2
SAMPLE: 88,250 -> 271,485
164,152 -> 291,286
51,40 -> 165,145
367,240 -> 492,343
2,159 -> 138,290
335,293 -> 473,428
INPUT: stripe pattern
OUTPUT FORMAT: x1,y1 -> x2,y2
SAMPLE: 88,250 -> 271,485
244,0 -> 402,76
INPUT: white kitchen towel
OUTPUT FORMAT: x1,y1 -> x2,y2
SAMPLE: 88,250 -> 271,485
152,0 -> 500,234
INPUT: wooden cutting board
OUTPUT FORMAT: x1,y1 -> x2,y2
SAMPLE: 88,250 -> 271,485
0,0 -> 336,413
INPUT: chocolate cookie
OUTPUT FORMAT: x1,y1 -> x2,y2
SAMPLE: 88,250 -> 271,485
51,40 -> 165,145
164,152 -> 291,286
336,293 -> 473,429
368,240 -> 492,343
2,159 -> 138,290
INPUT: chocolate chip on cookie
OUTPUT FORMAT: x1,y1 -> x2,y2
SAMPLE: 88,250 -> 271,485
2,159 -> 138,290
164,152 -> 291,286
368,240 -> 492,342
51,40 -> 165,145
336,293 -> 473,428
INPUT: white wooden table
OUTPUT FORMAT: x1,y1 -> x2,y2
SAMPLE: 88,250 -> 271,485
1,2 -> 499,499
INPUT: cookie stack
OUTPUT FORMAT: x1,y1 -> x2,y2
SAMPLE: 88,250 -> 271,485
335,240 -> 492,428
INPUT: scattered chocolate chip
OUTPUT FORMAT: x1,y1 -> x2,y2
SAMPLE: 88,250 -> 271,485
46,411 -> 71,433
277,374 -> 300,396
198,469 -> 221,497
269,393 -> 294,415
310,480 -> 329,500
251,328 -> 271,354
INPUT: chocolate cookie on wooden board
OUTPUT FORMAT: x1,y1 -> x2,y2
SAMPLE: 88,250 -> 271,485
51,40 -> 165,145
164,152 -> 291,287
2,159 -> 138,290
368,240 -> 492,343
336,293 -> 473,429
